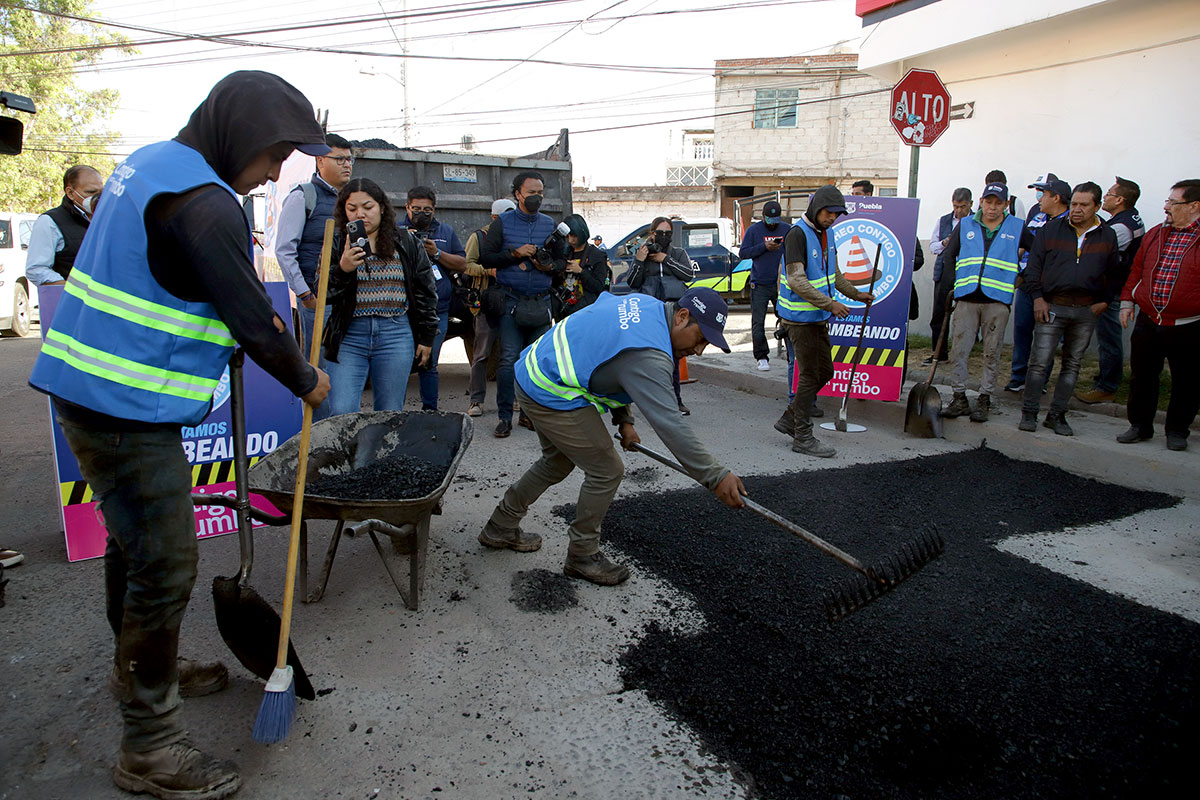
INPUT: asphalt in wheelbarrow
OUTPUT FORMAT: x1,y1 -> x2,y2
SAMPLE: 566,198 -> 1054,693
555,447 -> 1194,799
306,453 -> 445,501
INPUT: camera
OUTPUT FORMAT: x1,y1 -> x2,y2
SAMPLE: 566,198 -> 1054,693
535,222 -> 571,267
409,228 -> 429,242
644,240 -> 665,256
346,219 -> 371,257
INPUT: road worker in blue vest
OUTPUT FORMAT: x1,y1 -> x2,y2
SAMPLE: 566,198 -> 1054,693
478,287 -> 747,586
28,71 -> 332,800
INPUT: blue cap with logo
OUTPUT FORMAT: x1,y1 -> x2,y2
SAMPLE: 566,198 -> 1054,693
981,182 -> 1009,202
678,287 -> 731,353
763,200 -> 783,223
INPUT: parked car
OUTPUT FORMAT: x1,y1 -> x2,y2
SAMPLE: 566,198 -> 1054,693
0,212 -> 39,337
607,217 -> 751,301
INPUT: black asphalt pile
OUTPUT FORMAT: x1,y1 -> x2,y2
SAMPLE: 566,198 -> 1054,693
584,448 -> 1195,799
307,454 -> 444,500
510,569 -> 579,613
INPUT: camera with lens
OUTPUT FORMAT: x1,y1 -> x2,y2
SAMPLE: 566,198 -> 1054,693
409,228 -> 429,242
535,222 -> 571,267
644,239 -> 665,256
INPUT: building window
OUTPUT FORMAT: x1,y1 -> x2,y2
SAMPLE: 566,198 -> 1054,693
691,137 -> 714,160
879,187 -> 898,197
667,166 -> 712,187
753,89 -> 798,129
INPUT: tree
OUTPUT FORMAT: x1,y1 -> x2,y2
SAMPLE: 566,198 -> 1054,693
0,0 -> 133,212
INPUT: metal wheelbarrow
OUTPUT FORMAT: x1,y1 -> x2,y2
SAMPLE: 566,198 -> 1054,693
248,410 -> 473,610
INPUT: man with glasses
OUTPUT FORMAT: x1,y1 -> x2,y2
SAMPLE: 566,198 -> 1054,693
26,165 -> 104,285
1117,179 -> 1200,451
276,132 -> 354,399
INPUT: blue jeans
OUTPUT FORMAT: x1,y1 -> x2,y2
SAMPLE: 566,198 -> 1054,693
417,310 -> 449,410
1009,287 -> 1036,385
750,282 -> 776,361
324,314 -> 415,416
57,417 -> 197,752
1093,302 -> 1124,393
784,332 -> 796,401
496,294 -> 552,422
1022,304 -> 1098,416
297,304 -> 332,421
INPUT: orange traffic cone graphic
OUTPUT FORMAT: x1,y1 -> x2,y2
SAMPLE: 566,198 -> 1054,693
842,234 -> 882,286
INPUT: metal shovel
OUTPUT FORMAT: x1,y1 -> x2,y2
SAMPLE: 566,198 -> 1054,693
903,298 -> 953,438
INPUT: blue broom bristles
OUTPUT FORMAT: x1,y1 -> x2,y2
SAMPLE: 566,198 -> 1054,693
252,666 -> 296,743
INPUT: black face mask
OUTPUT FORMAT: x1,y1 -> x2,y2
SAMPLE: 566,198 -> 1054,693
522,194 -> 542,214
654,230 -> 672,247
765,221 -> 778,230
410,210 -> 433,228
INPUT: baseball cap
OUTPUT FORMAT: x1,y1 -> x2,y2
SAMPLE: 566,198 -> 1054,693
1043,179 -> 1071,201
982,182 -> 1009,202
1028,172 -> 1060,189
679,287 -> 731,353
763,200 -> 783,222
295,142 -> 331,157
491,198 -> 516,215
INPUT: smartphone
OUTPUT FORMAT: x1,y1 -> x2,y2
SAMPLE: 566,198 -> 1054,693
766,236 -> 784,245
346,219 -> 372,257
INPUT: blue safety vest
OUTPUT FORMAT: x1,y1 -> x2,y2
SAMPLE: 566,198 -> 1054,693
954,214 -> 1024,305
496,207 -> 556,296
777,220 -> 836,323
29,140 -> 241,425
516,292 -> 671,412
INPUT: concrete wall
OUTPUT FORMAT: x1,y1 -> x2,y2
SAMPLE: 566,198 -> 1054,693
571,186 -> 717,245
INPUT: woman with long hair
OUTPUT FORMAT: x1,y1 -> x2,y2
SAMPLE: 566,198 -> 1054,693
322,177 -> 439,415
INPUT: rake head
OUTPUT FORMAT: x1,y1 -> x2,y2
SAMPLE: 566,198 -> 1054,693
822,528 -> 945,624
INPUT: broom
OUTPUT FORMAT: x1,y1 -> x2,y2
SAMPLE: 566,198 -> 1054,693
253,218 -> 334,743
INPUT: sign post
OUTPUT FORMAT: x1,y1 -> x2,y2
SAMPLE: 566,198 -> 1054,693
890,68 -> 951,198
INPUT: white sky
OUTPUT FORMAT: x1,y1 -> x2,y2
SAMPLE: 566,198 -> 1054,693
71,0 -> 866,186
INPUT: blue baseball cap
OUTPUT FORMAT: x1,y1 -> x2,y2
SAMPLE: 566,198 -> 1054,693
679,287 -> 731,353
982,182 -> 1009,202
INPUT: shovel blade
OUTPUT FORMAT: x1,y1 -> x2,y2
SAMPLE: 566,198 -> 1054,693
904,384 -> 943,438
212,577 -> 315,700
834,407 -> 848,433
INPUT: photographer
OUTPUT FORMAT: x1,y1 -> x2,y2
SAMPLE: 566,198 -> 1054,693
399,186 -> 466,411
480,170 -> 566,437
554,213 -> 609,319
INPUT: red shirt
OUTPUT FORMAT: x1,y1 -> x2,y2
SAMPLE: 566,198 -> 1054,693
1152,219 -> 1200,309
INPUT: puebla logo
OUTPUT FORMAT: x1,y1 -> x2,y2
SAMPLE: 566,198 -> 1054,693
831,219 -> 906,308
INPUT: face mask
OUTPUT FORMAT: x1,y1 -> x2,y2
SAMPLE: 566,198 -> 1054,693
80,194 -> 97,215
765,221 -> 778,230
1035,190 -> 1044,202
410,210 -> 433,228
654,230 -> 672,247
522,194 -> 542,214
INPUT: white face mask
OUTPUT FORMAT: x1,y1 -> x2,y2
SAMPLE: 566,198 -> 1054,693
80,194 -> 97,215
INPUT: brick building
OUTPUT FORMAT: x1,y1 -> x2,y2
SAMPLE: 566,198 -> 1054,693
713,53 -> 899,224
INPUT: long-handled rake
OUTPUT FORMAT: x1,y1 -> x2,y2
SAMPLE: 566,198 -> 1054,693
626,441 -> 944,623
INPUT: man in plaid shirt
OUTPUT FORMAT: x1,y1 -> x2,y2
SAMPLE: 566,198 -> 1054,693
1118,179 -> 1200,451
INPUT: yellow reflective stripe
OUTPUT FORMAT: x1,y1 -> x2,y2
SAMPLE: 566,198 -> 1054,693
68,267 -> 235,346
554,322 -> 579,390
985,259 -> 1019,273
42,329 -> 219,402
979,278 -> 1016,293
777,295 -> 821,312
523,336 -> 618,412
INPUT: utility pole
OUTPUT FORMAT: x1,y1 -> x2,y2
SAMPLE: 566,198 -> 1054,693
401,0 -> 411,147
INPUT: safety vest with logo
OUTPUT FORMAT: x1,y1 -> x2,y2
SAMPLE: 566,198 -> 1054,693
516,292 -> 671,413
777,220 -> 837,323
29,140 -> 240,425
954,214 -> 1024,305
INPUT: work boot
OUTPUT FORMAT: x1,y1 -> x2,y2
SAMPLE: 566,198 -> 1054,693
810,401 -> 824,418
494,419 -> 512,438
477,519 -> 542,552
113,741 -> 241,800
969,393 -> 991,423
773,408 -> 794,437
563,548 -> 630,586
791,433 -> 836,458
1116,425 -> 1152,444
517,412 -> 535,431
1166,432 -> 1188,452
109,659 -> 229,700
1017,410 -> 1038,432
1074,388 -> 1115,405
940,392 -> 971,418
1042,411 -> 1073,436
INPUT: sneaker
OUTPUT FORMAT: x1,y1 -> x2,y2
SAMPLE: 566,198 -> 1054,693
1166,432 -> 1188,452
563,550 -> 630,586
1074,388 -> 1116,404
0,549 -> 23,568
112,741 -> 241,800
467,403 -> 483,417
757,359 -> 770,371
494,420 -> 512,438
791,436 -> 836,458
1116,426 -> 1152,444
1004,381 -> 1024,393
110,659 -> 229,700
810,401 -> 824,418
1042,411 -> 1073,436
969,394 -> 991,423
921,356 -> 934,366
1017,410 -> 1038,432
517,412 -> 534,431
678,401 -> 690,416
477,520 -> 542,552
940,392 -> 971,418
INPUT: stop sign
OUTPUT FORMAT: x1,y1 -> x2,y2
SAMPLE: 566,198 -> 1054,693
890,68 -> 951,147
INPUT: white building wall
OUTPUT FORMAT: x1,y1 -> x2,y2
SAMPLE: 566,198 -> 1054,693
572,187 -> 717,245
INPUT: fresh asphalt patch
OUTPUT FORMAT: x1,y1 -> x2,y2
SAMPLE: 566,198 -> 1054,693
558,447 -> 1194,799
510,568 -> 579,613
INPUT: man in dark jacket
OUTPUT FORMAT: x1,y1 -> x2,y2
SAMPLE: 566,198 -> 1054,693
1018,182 -> 1122,436
925,187 -> 972,363
25,165 -> 104,285
739,200 -> 791,371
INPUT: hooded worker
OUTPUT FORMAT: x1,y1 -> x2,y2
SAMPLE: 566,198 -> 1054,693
29,71 -> 332,800
773,185 -> 874,458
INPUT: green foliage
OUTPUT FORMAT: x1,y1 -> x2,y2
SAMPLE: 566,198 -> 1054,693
0,0 -> 133,211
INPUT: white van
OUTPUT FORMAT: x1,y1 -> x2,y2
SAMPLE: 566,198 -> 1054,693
0,212 -> 40,336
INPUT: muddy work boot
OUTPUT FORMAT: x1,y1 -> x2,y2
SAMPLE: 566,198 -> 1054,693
113,741 -> 241,800
940,392 -> 971,418
109,659 -> 229,700
478,519 -> 542,552
791,433 -> 836,458
773,408 -> 794,438
1043,411 -> 1073,436
1017,410 -> 1038,432
969,394 -> 991,423
563,548 -> 630,586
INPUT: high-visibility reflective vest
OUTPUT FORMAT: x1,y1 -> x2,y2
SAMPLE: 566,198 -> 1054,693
516,292 -> 671,412
29,140 -> 241,425
954,214 -> 1024,305
777,220 -> 836,323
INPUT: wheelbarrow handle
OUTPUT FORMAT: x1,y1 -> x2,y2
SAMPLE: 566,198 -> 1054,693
190,492 -> 290,527
622,439 -> 871,577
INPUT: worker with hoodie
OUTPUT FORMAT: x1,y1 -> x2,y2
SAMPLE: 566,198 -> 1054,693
28,71 -> 332,800
773,185 -> 874,458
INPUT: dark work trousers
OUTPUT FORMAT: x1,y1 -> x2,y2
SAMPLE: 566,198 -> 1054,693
496,293 -> 552,423
672,358 -> 683,404
929,274 -> 954,359
750,282 -> 777,362
1022,304 -> 1098,416
785,322 -> 834,440
56,417 -> 197,753
1127,314 -> 1200,439
1092,302 -> 1124,393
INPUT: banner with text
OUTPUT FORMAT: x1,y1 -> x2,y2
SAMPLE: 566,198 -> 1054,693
40,283 -> 302,562
817,196 -> 920,402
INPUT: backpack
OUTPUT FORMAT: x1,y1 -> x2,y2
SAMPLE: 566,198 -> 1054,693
299,182 -> 317,219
